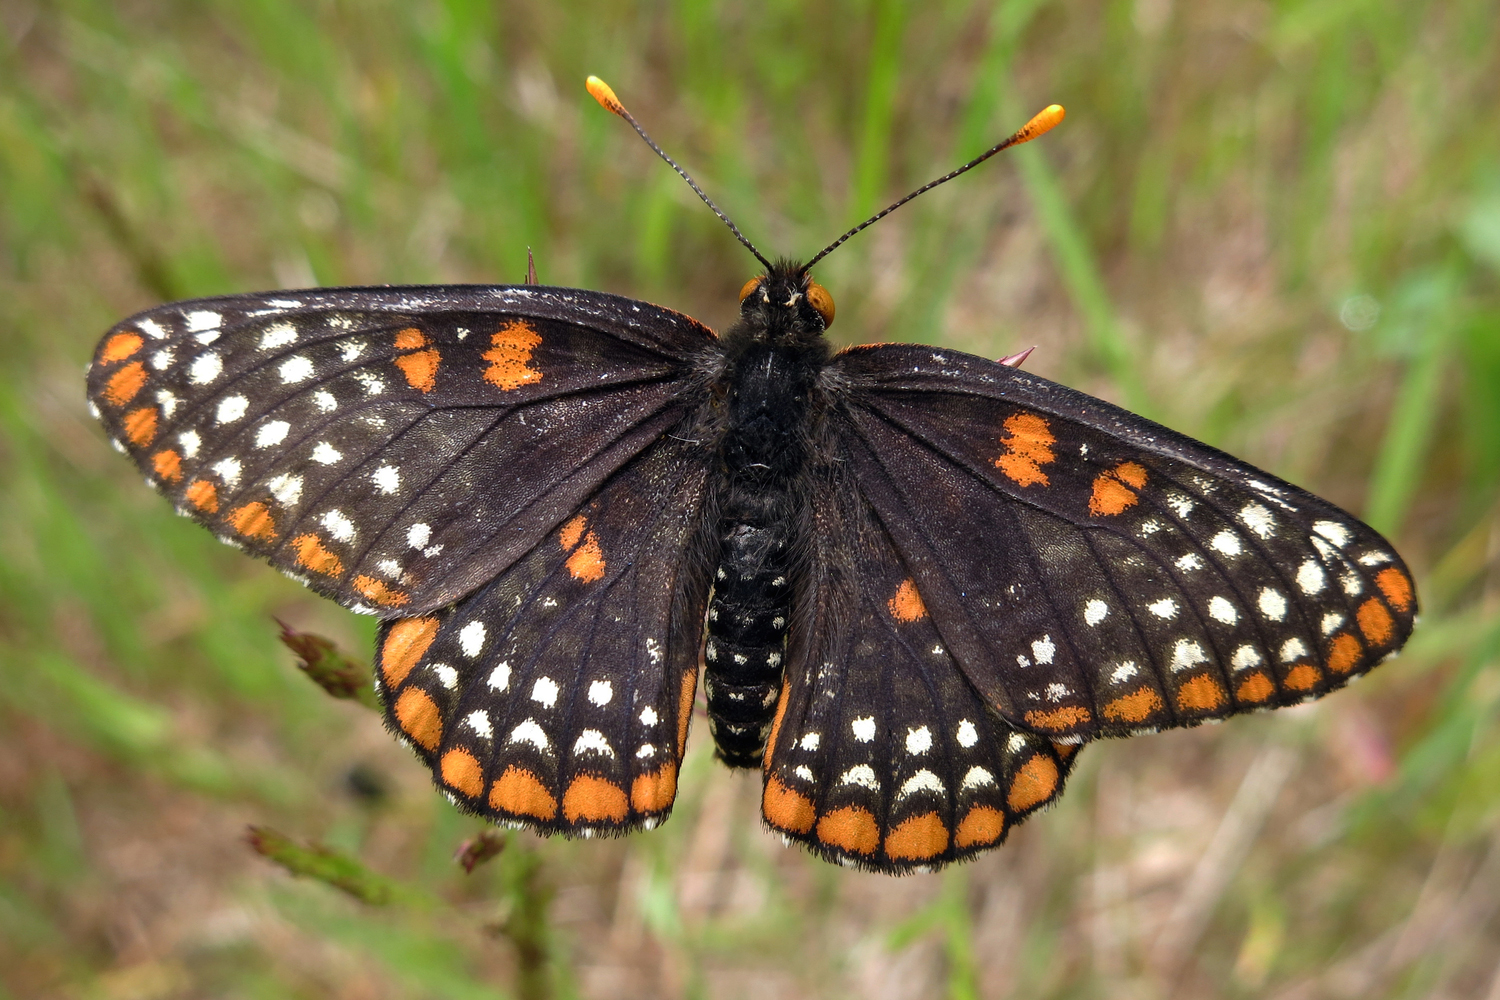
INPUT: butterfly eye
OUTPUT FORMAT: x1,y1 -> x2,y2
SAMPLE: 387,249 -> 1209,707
807,280 -> 835,329
739,277 -> 762,303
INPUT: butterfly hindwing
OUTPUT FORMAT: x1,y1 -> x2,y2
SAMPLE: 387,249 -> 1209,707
830,344 -> 1417,741
86,286 -> 715,615
760,465 -> 1079,871
376,436 -> 715,833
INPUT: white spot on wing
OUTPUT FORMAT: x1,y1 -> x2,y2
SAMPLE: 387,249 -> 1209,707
1258,588 -> 1287,621
587,680 -> 613,706
1313,521 -> 1352,547
1032,635 -> 1056,664
459,621 -> 486,657
407,523 -> 431,549
1208,596 -> 1238,624
185,310 -> 221,332
640,706 -> 659,726
211,456 -> 242,487
1239,503 -> 1276,538
1176,553 -> 1205,571
353,371 -> 385,395
897,770 -> 944,800
1170,639 -> 1208,673
339,341 -> 365,362
189,353 -> 223,385
320,509 -> 355,542
956,720 -> 978,748
509,719 -> 548,750
137,318 -> 167,339
215,395 -> 248,424
465,710 -> 493,738
799,732 -> 820,751
1111,661 -> 1139,683
371,464 -> 400,494
310,441 -> 343,464
1210,531 -> 1243,556
313,389 -> 337,412
851,716 -> 876,743
1280,638 -> 1308,663
486,661 -> 510,691
1231,645 -> 1263,670
279,355 -> 314,383
1084,599 -> 1109,626
531,676 -> 559,708
267,473 -> 303,506
432,663 -> 457,689
1297,559 -> 1327,594
1321,612 -> 1345,635
178,430 -> 201,458
1149,598 -> 1179,619
254,420 -> 289,447
961,766 -> 996,789
905,726 -> 932,755
573,730 -> 615,757
259,322 -> 298,350
839,764 -> 880,791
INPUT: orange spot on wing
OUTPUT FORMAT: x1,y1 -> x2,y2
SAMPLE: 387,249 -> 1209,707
103,361 -> 148,406
1088,461 -> 1148,516
763,679 -> 790,767
394,687 -> 442,750
559,515 -> 587,550
490,765 -> 558,819
887,578 -> 927,622
955,806 -> 1006,848
185,479 -> 219,513
152,449 -> 183,483
226,501 -> 277,541
1007,754 -> 1060,811
123,406 -> 158,446
884,812 -> 949,861
993,412 -> 1056,487
353,575 -> 410,607
677,668 -> 697,755
1051,740 -> 1081,760
1357,597 -> 1395,645
1102,686 -> 1163,724
1236,672 -> 1275,703
763,776 -> 815,834
381,617 -> 439,688
394,348 -> 440,393
1283,663 -> 1321,692
1023,705 -> 1092,732
483,319 -> 543,390
1375,568 -> 1414,613
816,806 -> 879,855
441,748 -> 483,798
1175,675 -> 1227,712
291,534 -> 344,577
631,763 -> 678,813
1327,632 -> 1362,674
393,327 -> 428,351
565,532 -> 606,582
562,775 -> 629,823
101,332 -> 144,363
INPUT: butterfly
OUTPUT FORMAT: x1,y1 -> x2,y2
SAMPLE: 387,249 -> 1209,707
86,77 -> 1416,873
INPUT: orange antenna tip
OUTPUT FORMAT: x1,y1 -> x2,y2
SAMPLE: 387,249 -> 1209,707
586,76 -> 624,115
1015,104 -> 1065,144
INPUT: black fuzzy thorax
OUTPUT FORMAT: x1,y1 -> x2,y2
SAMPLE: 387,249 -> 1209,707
702,262 -> 829,767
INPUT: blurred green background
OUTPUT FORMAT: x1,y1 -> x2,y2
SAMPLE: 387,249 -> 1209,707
2,0 -> 1499,997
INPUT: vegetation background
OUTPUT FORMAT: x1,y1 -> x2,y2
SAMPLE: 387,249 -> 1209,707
2,0 -> 1498,997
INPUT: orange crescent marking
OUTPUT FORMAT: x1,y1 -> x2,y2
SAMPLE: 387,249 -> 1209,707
394,348 -> 440,393
1374,568 -> 1413,613
763,679 -> 791,768
1283,664 -> 1321,692
677,668 -> 697,755
630,763 -> 678,813
291,534 -> 344,577
1007,755 -> 1060,812
762,776 -> 815,834
185,479 -> 219,513
1101,686 -> 1163,723
490,765 -> 558,819
884,812 -> 949,861
955,806 -> 1006,849
381,617 -> 439,688
1326,632 -> 1362,674
887,578 -> 927,622
101,332 -> 144,363
815,806 -> 880,855
1175,674 -> 1227,711
993,412 -> 1056,487
1235,672 -> 1275,703
393,327 -> 428,350
441,749 -> 484,798
565,531 -> 607,582
1356,598 -> 1395,645
226,501 -> 277,541
151,449 -> 183,483
394,687 -> 442,750
353,575 -> 411,607
123,406 -> 158,446
1023,705 -> 1092,732
103,361 -> 148,406
562,775 -> 629,823
482,319 -> 543,390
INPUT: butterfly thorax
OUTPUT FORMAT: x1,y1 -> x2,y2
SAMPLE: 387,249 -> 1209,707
703,262 -> 829,767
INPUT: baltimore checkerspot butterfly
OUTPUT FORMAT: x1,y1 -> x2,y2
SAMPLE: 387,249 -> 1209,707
86,76 -> 1416,873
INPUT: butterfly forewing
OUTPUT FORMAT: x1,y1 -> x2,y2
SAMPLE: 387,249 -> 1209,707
831,344 -> 1417,741
86,286 -> 715,614
761,464 -> 1079,871
376,435 -> 714,832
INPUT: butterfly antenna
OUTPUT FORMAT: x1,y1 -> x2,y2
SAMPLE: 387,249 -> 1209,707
587,76 -> 773,272
804,104 -> 1066,270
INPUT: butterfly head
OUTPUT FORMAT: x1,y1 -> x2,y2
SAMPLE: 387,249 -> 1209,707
737,261 -> 835,344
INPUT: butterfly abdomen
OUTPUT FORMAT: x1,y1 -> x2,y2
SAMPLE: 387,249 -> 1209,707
703,334 -> 825,767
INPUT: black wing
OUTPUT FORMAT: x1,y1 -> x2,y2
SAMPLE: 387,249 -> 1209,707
828,344 -> 1416,742
86,285 -> 716,615
375,437 -> 714,833
760,462 -> 1079,872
